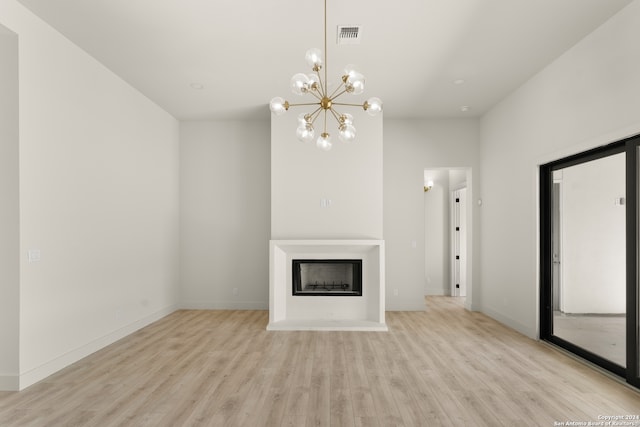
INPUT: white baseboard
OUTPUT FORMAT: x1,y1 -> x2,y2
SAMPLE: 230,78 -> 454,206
17,305 -> 178,391
267,319 -> 388,332
180,300 -> 268,310
481,304 -> 536,339
386,300 -> 428,311
467,300 -> 481,311
424,287 -> 449,296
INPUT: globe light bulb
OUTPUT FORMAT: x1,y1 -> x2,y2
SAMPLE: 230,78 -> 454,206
345,71 -> 365,95
343,64 -> 358,78
338,123 -> 356,143
290,73 -> 311,95
269,97 -> 288,115
316,133 -> 332,151
298,112 -> 311,125
340,113 -> 354,125
364,97 -> 383,116
296,123 -> 315,143
305,48 -> 323,69
307,73 -> 320,92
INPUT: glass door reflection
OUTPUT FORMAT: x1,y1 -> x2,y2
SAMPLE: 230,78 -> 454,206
551,152 -> 626,367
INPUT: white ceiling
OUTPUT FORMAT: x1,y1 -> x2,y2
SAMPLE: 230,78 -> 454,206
17,0 -> 633,120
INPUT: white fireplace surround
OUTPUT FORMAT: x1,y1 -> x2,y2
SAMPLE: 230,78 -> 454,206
268,240 -> 387,331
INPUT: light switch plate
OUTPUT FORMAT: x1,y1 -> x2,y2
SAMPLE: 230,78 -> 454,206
28,249 -> 41,263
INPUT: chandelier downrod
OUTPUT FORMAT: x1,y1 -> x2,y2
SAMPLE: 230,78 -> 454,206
324,0 -> 328,95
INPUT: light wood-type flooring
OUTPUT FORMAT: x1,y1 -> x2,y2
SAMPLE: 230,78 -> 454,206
1,297 -> 639,426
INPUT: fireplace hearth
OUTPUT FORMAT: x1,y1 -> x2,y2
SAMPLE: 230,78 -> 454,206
292,259 -> 362,296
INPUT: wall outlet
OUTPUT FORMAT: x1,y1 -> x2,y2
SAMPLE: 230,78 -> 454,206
393,288 -> 399,296
232,287 -> 239,296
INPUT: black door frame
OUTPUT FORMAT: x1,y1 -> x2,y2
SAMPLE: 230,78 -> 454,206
540,134 -> 640,387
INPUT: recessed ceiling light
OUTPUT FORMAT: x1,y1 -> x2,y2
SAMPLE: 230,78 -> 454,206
460,105 -> 471,112
453,79 -> 465,85
190,82 -> 204,90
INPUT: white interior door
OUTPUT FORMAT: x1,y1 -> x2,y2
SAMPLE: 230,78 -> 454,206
452,188 -> 467,297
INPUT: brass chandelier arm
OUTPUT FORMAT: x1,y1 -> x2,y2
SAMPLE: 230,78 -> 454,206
328,107 -> 342,123
308,107 -> 323,124
332,101 -> 367,108
324,109 -> 328,133
330,88 -> 349,101
287,102 -> 323,108
314,69 -> 326,98
327,83 -> 347,100
307,90 -> 323,101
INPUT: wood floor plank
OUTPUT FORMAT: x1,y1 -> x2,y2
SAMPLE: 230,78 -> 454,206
280,332 -> 316,427
305,331 -> 332,427
344,332 -> 380,427
234,331 -> 300,427
364,331 -> 410,426
329,332 -> 356,427
1,297 -> 639,427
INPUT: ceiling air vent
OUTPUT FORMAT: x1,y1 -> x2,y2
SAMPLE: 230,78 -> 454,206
337,25 -> 362,45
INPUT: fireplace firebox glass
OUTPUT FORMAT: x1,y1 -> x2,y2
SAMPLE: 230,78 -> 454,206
292,259 -> 362,296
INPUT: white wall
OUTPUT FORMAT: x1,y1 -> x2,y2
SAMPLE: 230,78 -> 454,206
0,0 -> 180,390
180,120 -> 271,309
479,0 -> 640,337
561,154 -> 626,314
0,25 -> 19,390
384,119 -> 480,311
271,109 -> 383,240
450,170 -> 467,189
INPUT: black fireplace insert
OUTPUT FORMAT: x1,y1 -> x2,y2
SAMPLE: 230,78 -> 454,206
292,259 -> 362,296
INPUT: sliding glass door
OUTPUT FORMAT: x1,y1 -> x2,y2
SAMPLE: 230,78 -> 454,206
540,135 -> 640,387
628,142 -> 640,387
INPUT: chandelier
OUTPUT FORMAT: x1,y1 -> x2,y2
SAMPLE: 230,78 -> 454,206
269,0 -> 382,151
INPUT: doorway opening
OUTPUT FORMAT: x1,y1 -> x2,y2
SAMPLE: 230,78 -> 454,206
424,168 -> 471,303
